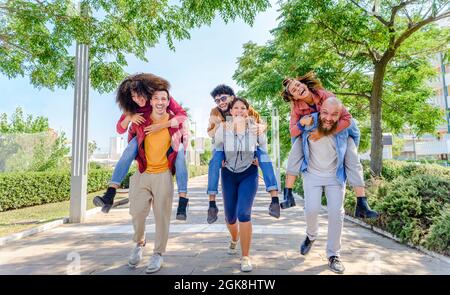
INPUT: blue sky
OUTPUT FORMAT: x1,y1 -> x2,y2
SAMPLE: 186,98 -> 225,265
0,1 -> 280,153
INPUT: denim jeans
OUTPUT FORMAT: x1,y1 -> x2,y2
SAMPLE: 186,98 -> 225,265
110,136 -> 188,194
110,136 -> 139,186
207,147 -> 278,195
174,144 -> 188,193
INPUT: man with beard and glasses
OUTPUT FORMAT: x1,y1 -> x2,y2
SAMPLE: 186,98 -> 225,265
297,97 -> 360,274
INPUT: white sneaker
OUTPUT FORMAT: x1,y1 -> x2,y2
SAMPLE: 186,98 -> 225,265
241,256 -> 253,272
227,239 -> 238,255
128,244 -> 144,268
146,253 -> 163,273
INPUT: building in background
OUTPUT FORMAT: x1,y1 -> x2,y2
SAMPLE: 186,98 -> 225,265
395,51 -> 450,161
109,136 -> 125,160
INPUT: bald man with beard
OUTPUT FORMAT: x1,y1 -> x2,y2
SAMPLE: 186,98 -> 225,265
297,97 -> 361,274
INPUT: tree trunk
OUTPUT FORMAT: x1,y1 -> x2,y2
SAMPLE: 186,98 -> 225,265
370,62 -> 387,177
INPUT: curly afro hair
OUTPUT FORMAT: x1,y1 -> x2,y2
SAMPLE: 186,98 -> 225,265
116,73 -> 171,113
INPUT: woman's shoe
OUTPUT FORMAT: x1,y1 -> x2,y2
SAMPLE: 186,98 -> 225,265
240,256 -> 253,272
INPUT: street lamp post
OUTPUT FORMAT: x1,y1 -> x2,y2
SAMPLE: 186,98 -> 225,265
271,108 -> 281,190
69,1 -> 90,223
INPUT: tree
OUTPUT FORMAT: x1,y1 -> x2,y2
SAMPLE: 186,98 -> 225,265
0,106 -> 49,171
0,107 -> 69,172
0,0 -> 270,93
88,140 -> 97,159
234,0 -> 449,176
0,106 -> 49,133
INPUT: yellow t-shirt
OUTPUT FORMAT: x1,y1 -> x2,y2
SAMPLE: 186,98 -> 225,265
144,113 -> 171,173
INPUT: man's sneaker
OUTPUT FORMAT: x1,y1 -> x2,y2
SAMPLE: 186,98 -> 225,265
269,201 -> 280,218
227,239 -> 238,255
328,256 -> 345,274
146,253 -> 163,274
176,197 -> 189,221
128,243 -> 145,268
240,256 -> 253,272
300,236 -> 315,255
207,206 -> 219,224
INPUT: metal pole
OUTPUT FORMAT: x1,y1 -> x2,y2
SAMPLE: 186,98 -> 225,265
271,108 -> 281,189
69,1 -> 89,223
439,52 -> 449,133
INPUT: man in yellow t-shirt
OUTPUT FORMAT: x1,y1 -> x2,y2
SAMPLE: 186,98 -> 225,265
127,89 -> 174,274
144,112 -> 171,174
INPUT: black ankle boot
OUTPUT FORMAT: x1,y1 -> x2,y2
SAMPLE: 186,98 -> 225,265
268,197 -> 280,218
176,197 -> 189,221
93,187 -> 116,214
280,188 -> 296,209
300,236 -> 315,255
355,197 -> 378,219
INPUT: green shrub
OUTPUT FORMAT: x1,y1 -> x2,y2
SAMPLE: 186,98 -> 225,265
0,168 -> 112,211
424,205 -> 450,256
188,165 -> 208,178
120,164 -> 208,189
375,174 -> 450,245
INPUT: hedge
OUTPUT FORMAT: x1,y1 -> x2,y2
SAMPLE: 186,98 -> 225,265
282,160 -> 450,256
1,164 -> 210,212
0,168 -> 112,212
121,164 -> 209,188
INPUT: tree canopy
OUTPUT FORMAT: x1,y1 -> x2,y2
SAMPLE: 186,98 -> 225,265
0,0 -> 270,92
234,0 -> 450,175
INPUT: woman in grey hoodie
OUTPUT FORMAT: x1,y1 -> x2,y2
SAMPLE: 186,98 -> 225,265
214,97 -> 271,272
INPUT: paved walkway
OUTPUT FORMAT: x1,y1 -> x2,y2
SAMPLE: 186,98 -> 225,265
0,175 -> 449,275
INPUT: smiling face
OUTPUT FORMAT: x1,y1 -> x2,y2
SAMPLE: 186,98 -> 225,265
288,80 -> 312,102
150,90 -> 169,116
215,94 -> 234,111
230,100 -> 249,118
318,99 -> 341,135
131,91 -> 147,108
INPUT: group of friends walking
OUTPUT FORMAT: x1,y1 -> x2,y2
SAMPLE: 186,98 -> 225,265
92,72 -> 379,274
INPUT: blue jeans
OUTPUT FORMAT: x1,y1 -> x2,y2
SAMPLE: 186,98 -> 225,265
221,164 -> 259,224
174,144 -> 188,193
111,137 -> 138,186
206,147 -> 278,195
110,136 -> 188,194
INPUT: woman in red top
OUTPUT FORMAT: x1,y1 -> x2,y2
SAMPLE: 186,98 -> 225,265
280,72 -> 378,219
93,73 -> 190,220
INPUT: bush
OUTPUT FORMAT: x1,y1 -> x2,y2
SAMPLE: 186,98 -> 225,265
372,174 -> 449,246
0,168 -> 112,212
188,165 -> 208,178
361,160 -> 450,181
120,164 -> 208,189
424,205 -> 450,256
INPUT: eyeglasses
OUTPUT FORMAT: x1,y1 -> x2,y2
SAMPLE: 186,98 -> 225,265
214,95 -> 229,104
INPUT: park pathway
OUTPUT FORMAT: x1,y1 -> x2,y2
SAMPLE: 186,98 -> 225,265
0,174 -> 449,275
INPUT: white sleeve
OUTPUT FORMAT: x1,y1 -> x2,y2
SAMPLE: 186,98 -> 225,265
214,124 -> 225,150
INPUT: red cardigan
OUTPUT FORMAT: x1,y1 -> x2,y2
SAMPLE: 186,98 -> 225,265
116,96 -> 187,134
128,111 -> 183,175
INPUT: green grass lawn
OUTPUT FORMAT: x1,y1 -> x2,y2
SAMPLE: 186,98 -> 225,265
0,191 -> 128,237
